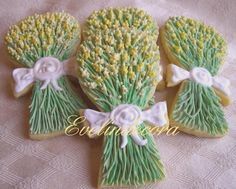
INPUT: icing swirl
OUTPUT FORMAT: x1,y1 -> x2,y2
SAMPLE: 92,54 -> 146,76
110,104 -> 142,127
33,57 -> 64,81
33,57 -> 64,90
190,67 -> 213,87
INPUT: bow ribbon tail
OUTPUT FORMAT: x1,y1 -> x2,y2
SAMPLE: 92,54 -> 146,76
12,68 -> 35,97
212,76 -> 231,97
51,79 -> 63,91
142,101 -> 168,127
167,64 -> 190,87
120,128 -> 129,148
121,125 -> 147,148
84,109 -> 110,137
212,76 -> 231,106
130,130 -> 148,147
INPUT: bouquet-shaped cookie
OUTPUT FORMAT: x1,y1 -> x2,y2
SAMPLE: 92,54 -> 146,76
5,12 -> 86,139
77,8 -> 168,187
161,16 -> 230,137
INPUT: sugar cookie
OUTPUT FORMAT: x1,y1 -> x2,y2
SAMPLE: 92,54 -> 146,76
77,26 -> 168,187
5,12 -> 86,140
161,16 -> 229,137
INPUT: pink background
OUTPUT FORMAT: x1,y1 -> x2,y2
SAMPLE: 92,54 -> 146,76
0,0 -> 236,188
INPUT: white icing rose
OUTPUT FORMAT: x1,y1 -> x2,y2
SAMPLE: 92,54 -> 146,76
33,57 -> 64,81
190,67 -> 213,86
110,104 -> 142,127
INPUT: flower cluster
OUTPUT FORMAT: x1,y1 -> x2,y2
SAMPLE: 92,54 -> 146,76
163,16 -> 226,74
5,12 -> 80,67
77,27 -> 160,107
84,8 -> 158,38
77,8 -> 161,109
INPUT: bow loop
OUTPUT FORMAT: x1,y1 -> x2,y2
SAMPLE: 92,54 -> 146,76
167,64 -> 190,87
13,68 -> 34,93
84,109 -> 110,133
142,102 -> 167,126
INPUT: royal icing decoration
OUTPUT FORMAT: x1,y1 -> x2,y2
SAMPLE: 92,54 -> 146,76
167,64 -> 231,96
13,57 -> 76,93
84,102 -> 167,148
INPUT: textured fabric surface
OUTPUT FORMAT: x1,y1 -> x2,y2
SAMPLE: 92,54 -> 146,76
0,0 -> 236,188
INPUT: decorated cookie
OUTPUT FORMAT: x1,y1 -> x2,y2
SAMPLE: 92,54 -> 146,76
77,27 -> 168,187
161,16 -> 230,137
83,7 -> 158,38
5,12 -> 86,140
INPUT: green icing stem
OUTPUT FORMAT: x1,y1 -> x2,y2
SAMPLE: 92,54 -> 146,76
163,17 -> 228,136
172,80 -> 228,136
30,76 -> 86,135
5,12 -> 86,137
101,124 -> 164,186
78,28 -> 164,186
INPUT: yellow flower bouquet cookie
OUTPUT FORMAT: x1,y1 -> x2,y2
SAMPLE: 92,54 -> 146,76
161,16 -> 230,137
77,8 -> 168,187
5,12 -> 86,139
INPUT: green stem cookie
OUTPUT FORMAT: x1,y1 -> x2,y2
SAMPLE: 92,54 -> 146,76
5,12 -> 86,139
161,16 -> 229,137
77,26 -> 165,187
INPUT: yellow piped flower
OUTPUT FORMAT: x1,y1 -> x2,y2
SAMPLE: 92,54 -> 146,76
120,65 -> 128,75
93,63 -> 103,72
180,32 -> 186,40
110,54 -> 120,64
148,70 -> 156,78
122,52 -> 129,62
128,71 -> 136,80
136,63 -> 144,72
173,45 -> 181,53
95,76 -> 103,83
130,48 -> 137,57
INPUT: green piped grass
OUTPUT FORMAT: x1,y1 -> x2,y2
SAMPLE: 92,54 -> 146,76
100,124 -> 165,186
30,77 -> 85,138
172,80 -> 228,137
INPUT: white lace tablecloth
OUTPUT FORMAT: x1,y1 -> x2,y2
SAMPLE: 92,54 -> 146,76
0,0 -> 236,188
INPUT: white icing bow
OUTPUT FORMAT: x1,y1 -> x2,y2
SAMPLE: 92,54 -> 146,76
84,102 -> 167,148
167,64 -> 231,97
12,57 -> 76,93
